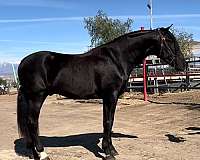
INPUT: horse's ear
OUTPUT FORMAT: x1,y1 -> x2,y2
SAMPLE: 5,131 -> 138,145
166,24 -> 173,30
160,24 -> 173,33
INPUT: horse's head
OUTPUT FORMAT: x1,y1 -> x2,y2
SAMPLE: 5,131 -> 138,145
156,25 -> 186,71
154,25 -> 186,71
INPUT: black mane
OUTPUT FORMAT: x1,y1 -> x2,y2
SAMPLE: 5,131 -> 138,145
88,29 -> 153,51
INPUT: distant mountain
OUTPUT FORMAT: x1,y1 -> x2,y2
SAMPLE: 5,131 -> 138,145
0,62 -> 18,76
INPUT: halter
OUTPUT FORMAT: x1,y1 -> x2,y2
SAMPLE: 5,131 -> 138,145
157,29 -> 175,65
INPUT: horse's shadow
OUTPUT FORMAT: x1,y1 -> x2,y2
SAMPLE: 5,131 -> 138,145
14,132 -> 138,159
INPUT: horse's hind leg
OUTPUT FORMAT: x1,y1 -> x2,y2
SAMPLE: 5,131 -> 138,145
102,91 -> 119,160
26,92 -> 49,160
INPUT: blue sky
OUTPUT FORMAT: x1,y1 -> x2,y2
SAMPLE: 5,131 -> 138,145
0,0 -> 200,63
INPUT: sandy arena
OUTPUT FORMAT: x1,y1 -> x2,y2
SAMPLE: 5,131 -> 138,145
0,91 -> 199,160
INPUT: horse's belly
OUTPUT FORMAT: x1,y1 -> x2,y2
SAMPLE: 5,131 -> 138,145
52,77 -> 98,99
50,62 -> 100,98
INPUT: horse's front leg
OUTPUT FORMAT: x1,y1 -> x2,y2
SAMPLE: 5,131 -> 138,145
102,91 -> 119,159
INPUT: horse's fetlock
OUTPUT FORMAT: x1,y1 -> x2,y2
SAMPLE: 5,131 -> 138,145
36,144 -> 44,152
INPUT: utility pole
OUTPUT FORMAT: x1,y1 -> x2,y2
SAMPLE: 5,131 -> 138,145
12,63 -> 19,90
147,0 -> 153,30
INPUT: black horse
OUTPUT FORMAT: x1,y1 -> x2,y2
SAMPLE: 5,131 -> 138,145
17,26 -> 185,160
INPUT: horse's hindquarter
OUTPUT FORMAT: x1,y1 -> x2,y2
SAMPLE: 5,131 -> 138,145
18,51 -> 52,93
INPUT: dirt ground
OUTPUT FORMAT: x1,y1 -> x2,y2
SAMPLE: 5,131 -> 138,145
0,91 -> 199,160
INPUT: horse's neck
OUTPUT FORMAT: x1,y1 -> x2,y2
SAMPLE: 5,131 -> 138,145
120,35 -> 155,76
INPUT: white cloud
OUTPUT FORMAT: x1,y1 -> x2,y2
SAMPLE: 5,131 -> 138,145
1,14 -> 200,24
0,39 -> 88,46
0,17 -> 84,23
113,14 -> 200,20
154,14 -> 200,19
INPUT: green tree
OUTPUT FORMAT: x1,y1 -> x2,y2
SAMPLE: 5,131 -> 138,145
171,28 -> 193,58
84,10 -> 133,48
0,78 -> 7,86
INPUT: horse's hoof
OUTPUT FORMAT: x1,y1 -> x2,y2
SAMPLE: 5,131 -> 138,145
110,145 -> 119,156
39,152 -> 50,160
40,156 -> 50,160
111,150 -> 119,156
105,155 -> 116,160
111,148 -> 119,156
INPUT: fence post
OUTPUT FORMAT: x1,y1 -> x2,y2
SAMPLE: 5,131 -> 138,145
143,59 -> 148,101
153,77 -> 159,93
141,27 -> 147,101
186,62 -> 190,91
142,33 -> 147,100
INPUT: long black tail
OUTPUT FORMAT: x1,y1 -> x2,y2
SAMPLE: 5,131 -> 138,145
17,87 -> 31,143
